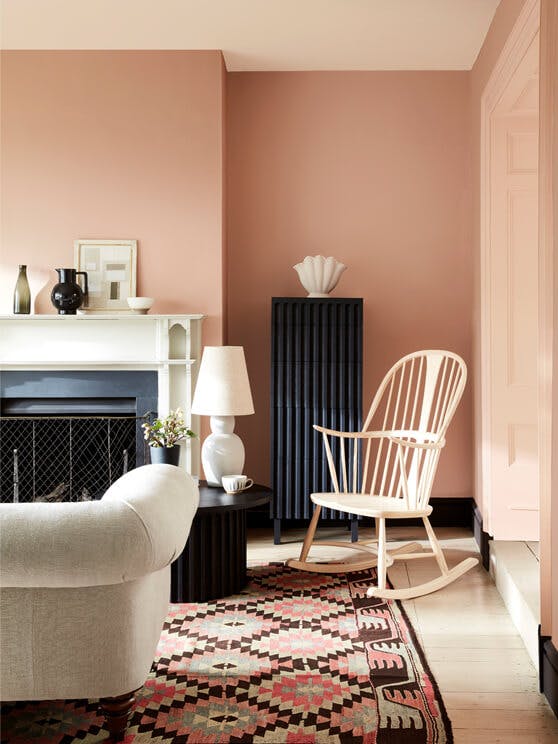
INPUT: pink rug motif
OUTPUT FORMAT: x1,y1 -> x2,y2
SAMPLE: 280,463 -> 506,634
1,563 -> 452,743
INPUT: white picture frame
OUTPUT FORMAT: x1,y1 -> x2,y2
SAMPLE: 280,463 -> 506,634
74,239 -> 137,312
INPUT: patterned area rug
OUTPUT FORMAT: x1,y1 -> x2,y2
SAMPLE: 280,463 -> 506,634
1,564 -> 452,743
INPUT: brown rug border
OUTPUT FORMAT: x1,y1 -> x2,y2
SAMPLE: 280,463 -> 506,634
380,574 -> 454,744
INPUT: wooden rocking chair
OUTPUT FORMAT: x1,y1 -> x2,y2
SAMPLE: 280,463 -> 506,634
287,350 -> 478,600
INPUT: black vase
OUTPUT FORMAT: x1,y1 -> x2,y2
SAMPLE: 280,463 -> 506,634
51,268 -> 89,315
150,446 -> 181,466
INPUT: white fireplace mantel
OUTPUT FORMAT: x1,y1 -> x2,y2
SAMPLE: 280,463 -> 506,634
0,314 -> 204,476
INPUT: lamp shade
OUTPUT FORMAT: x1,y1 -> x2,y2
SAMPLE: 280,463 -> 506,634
191,346 -> 255,416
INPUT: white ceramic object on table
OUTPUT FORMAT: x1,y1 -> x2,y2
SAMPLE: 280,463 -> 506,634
200,416 -> 246,486
127,297 -> 154,314
293,255 -> 347,297
221,474 -> 254,494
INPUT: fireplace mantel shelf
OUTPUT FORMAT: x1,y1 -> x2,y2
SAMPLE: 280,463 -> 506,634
1,360 -> 196,367
0,314 -> 205,367
0,314 -> 204,321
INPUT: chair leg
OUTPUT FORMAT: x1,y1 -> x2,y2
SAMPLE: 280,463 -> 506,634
288,504 -> 384,573
423,516 -> 449,575
299,504 -> 322,562
376,518 -> 387,591
367,516 -> 479,600
99,690 -> 136,740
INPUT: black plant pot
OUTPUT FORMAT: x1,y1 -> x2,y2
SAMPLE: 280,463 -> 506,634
149,446 -> 181,466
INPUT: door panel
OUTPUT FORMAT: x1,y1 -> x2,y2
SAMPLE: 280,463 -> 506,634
489,115 -> 539,540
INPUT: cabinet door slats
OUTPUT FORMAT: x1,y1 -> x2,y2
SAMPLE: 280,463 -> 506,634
271,298 -> 363,525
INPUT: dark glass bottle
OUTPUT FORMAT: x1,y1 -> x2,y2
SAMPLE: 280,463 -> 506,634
13,265 -> 31,314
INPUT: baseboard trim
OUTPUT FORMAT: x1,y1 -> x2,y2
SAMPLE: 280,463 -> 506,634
472,503 -> 492,571
423,496 -> 475,528
539,629 -> 558,717
539,626 -> 549,693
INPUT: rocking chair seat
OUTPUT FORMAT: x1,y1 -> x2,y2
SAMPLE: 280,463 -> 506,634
311,492 -> 433,520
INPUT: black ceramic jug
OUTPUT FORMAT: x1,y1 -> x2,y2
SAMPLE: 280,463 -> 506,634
51,268 -> 89,315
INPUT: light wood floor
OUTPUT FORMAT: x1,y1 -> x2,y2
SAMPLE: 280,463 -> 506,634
247,525 -> 558,743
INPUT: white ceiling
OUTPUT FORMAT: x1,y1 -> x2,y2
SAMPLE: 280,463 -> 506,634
0,0 -> 501,71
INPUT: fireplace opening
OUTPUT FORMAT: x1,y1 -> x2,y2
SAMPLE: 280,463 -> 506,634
0,371 -> 159,504
0,413 -> 152,504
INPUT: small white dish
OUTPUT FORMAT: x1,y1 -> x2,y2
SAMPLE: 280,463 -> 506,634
127,297 -> 154,314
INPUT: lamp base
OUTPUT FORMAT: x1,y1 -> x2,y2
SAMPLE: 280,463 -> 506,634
201,415 -> 245,487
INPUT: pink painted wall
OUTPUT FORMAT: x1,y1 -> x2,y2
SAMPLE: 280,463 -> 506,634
470,0 -> 528,518
227,72 -> 472,492
0,51 -> 226,345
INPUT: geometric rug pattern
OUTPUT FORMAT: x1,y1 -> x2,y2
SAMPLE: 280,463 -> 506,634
1,563 -> 453,743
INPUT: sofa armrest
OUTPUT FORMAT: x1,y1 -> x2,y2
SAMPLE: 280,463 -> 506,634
0,464 -> 198,589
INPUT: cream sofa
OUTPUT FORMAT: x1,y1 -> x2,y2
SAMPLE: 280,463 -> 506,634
0,463 -> 198,738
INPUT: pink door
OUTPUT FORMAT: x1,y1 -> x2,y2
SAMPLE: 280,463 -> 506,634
488,112 -> 539,540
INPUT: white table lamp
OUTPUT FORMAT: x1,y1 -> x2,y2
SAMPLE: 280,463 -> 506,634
191,346 -> 255,487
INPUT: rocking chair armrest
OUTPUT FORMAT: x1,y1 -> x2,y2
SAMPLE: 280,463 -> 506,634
312,425 -> 386,439
312,425 -> 444,449
387,434 -> 445,450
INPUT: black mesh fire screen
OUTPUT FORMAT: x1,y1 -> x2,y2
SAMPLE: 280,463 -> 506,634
0,416 -> 151,503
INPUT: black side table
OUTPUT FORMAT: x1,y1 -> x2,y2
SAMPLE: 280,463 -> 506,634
170,481 -> 272,602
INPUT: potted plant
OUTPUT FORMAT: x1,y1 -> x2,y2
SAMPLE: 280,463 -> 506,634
142,408 -> 196,466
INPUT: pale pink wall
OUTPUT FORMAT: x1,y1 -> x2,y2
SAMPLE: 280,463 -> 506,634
0,51 -> 226,345
227,72 -> 472,492
470,0 -> 528,517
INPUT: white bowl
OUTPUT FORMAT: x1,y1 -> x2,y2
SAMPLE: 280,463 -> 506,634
127,297 -> 154,314
293,255 -> 347,297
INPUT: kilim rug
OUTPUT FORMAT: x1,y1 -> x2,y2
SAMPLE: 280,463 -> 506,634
1,564 -> 452,743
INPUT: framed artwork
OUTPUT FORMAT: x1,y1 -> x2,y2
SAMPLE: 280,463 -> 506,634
74,239 -> 137,312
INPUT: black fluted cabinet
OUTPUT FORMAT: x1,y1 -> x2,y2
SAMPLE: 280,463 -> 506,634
270,297 -> 363,544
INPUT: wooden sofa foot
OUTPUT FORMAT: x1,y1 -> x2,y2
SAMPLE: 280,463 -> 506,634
99,690 -> 136,740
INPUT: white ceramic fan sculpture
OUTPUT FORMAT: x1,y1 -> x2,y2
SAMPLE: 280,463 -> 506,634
293,255 -> 347,297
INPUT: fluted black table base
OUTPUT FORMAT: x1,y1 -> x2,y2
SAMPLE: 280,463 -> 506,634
171,482 -> 272,603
